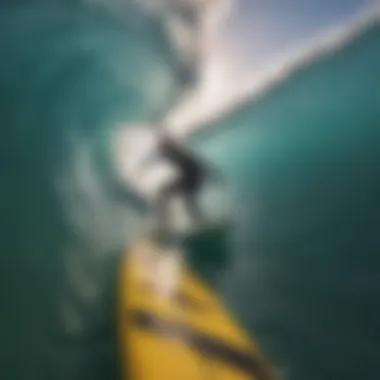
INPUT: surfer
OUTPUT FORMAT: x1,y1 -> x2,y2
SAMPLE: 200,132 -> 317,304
139,132 -> 223,232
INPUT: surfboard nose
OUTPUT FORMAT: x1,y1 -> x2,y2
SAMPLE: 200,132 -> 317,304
120,239 -> 277,380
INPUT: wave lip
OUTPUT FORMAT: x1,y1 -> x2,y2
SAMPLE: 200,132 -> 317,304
184,2 -> 380,137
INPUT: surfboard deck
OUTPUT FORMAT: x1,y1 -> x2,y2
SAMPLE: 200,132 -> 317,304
118,240 -> 275,380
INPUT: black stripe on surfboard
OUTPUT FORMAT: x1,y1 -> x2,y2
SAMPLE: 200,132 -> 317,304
128,309 -> 272,380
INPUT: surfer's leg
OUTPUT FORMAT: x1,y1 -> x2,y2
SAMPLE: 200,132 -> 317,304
178,170 -> 203,226
156,182 -> 179,232
182,188 -> 203,226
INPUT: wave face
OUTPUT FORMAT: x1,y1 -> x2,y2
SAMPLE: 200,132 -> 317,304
0,3 -> 183,379
189,21 -> 380,380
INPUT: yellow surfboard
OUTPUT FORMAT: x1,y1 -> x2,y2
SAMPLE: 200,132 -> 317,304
118,240 -> 275,380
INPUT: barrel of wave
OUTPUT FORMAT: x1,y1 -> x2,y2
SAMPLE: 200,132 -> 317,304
0,4 -> 189,380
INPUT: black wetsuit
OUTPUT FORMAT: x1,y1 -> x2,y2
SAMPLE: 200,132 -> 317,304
155,139 -> 205,226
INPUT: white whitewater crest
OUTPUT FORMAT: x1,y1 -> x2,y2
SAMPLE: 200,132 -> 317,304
130,0 -> 232,135
134,0 -> 230,71
179,1 -> 380,137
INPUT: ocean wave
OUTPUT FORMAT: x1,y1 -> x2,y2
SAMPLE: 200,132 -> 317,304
186,2 -> 380,137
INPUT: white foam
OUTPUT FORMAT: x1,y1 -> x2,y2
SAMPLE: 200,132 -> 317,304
181,3 -> 380,135
155,247 -> 183,300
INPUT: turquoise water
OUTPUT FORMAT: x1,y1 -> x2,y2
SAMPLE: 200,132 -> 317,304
189,20 -> 380,380
0,2 -> 184,379
1,2 -> 380,380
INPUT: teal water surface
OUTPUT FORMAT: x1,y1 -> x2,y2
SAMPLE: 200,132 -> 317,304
0,2 -> 184,379
189,19 -> 380,380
